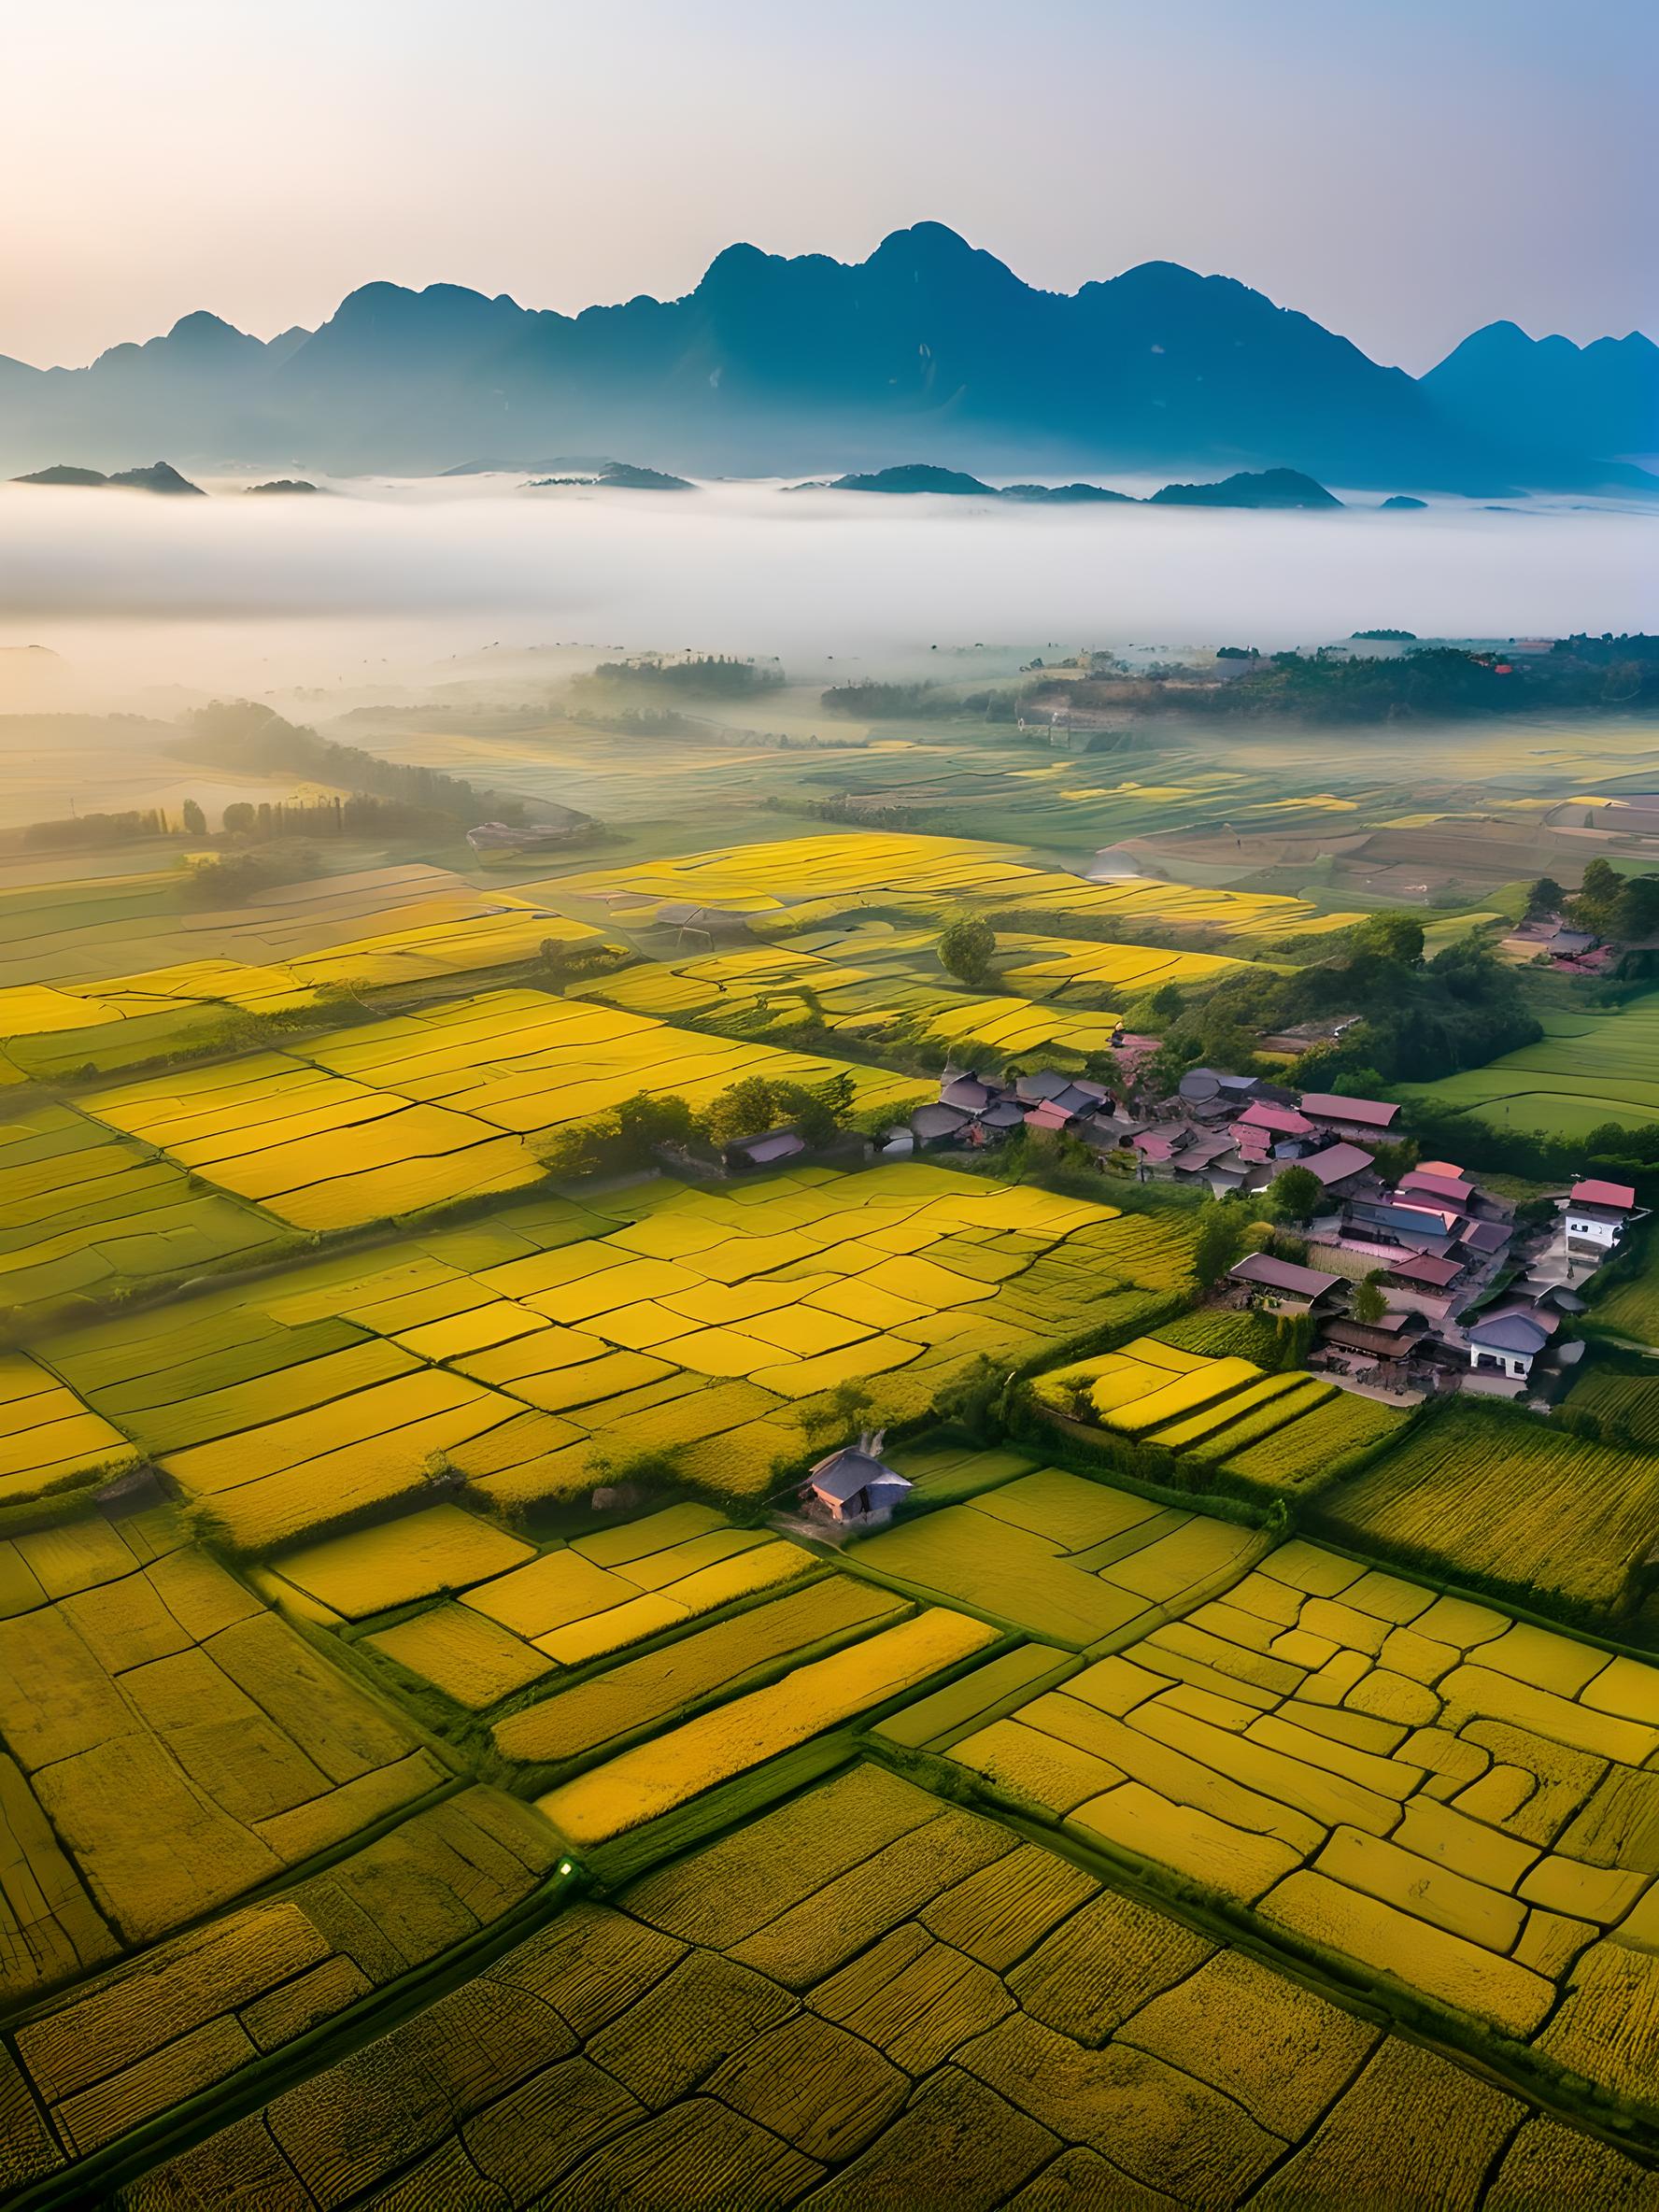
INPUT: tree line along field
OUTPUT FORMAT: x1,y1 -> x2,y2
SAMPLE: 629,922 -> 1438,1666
6,821 -> 1659,2203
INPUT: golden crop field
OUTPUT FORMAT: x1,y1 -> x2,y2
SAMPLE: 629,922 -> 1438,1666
947,1532 -> 1659,2120
573,939 -> 1128,1065
4,813 -> 1653,2201
537,829 -> 1363,940
849,1464 -> 1263,1647
76,990 -> 923,1233
0,1095 -> 283,1314
37,1162 -> 1196,1549
0,859 -> 532,997
106,1763 -> 1659,2212
1033,1333 -> 1408,1495
0,1350 -> 139,1506
0,1510 -> 444,2002
0,905 -> 603,1082
1311,1399 -> 1659,1622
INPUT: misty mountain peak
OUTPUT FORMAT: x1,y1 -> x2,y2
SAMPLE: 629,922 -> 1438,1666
868,221 -> 1020,290
0,224 -> 1647,488
165,310 -> 253,348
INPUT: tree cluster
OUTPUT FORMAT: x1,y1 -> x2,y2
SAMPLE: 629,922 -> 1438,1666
819,680 -> 1021,721
1149,907 -> 1538,1094
20,809 -> 167,850
1037,641 -> 1659,724
534,1071 -> 863,1182
177,847 -> 318,907
179,702 -> 528,826
580,655 -> 784,700
1567,858 -> 1659,943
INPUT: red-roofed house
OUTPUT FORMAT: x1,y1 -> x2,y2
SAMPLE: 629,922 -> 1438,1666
1298,1092 -> 1401,1142
1570,1178 -> 1637,1212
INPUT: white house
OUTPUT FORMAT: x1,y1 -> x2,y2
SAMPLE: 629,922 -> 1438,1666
1560,1178 -> 1639,1255
1466,1303 -> 1558,1382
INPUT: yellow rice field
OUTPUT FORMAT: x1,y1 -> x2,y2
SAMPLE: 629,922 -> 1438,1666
538,830 -> 1361,941
537,1606 -> 998,1846
39,1162 -> 1195,1547
78,991 -> 924,1232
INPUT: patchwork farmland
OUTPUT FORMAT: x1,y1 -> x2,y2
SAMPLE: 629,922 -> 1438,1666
1,817 -> 1656,2208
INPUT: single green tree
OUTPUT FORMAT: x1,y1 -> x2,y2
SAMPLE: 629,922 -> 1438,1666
701,1075 -> 783,1146
1524,874 -> 1565,919
1353,912 -> 1425,968
180,798 -> 206,838
938,915 -> 997,988
1193,1200 -> 1247,1289
1351,1270 -> 1389,1326
1149,982 -> 1184,1022
1572,858 -> 1624,933
615,1091 -> 697,1164
1268,1165 -> 1324,1223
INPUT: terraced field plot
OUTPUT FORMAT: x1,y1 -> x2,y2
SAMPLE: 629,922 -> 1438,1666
2,1785 -> 558,2166
949,1535 -> 1659,2127
1563,1365 -> 1659,1446
574,939 -> 1127,1068
0,859 -> 518,997
0,1351 -> 139,1507
995,929 -> 1247,1000
38,1162 -> 1193,1548
536,1606 -> 1000,1854
1033,1332 -> 1409,1496
1402,995 -> 1659,1139
848,1464 -> 1263,1649
1312,1399 -> 1659,1623
1588,1229 -> 1659,1345
303,1499 -> 829,1716
107,1763 -> 1659,2212
0,1095 -> 281,1315
79,990 -> 923,1232
0,1512 -> 446,2003
0,905 -> 603,1082
536,830 -> 1363,942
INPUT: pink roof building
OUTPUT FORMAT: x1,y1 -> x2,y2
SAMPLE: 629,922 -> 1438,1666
1299,1092 -> 1400,1132
1569,1178 -> 1637,1211
1238,1101 -> 1315,1139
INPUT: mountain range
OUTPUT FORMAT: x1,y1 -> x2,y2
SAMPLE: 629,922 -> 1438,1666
0,223 -> 1652,491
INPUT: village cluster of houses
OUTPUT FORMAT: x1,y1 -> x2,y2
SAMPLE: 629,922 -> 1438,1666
902,1060 -> 1645,1407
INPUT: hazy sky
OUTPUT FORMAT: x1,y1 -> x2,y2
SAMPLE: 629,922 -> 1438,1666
6,0 -> 1652,375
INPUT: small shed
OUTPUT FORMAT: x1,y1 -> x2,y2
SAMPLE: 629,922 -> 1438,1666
722,1127 -> 807,1173
801,1432 -> 912,1524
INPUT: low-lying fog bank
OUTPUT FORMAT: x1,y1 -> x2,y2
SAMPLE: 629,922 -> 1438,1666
0,478 -> 1652,706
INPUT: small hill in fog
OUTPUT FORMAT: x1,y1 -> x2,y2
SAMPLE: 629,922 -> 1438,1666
14,460 -> 206,494
1148,466 -> 1340,508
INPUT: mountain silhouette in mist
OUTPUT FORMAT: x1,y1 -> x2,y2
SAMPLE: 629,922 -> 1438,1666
1422,321 -> 1658,468
0,223 -> 1650,491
